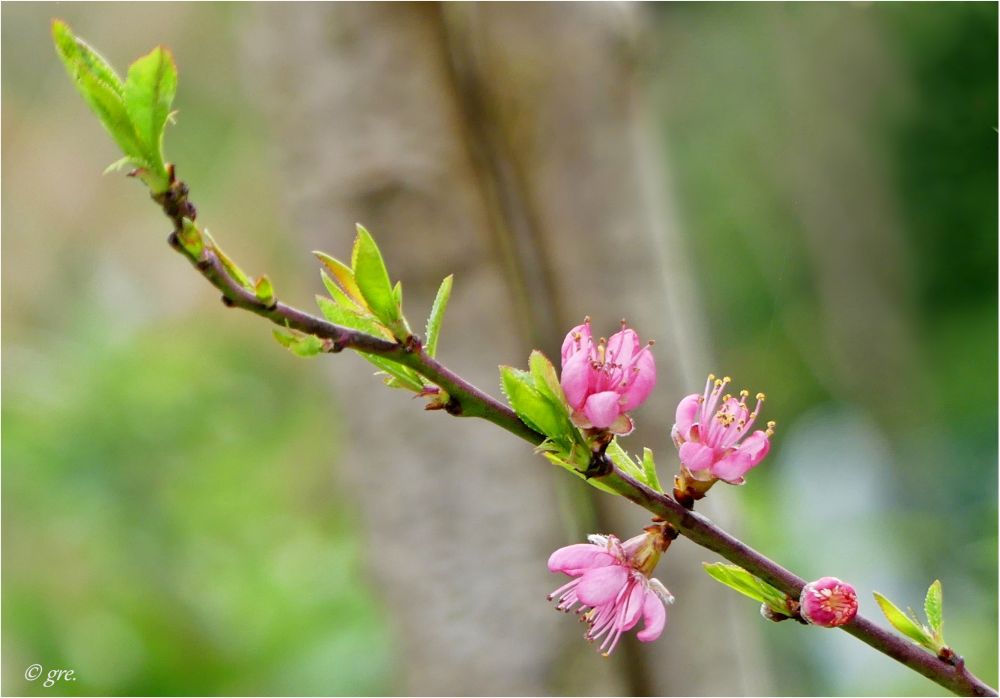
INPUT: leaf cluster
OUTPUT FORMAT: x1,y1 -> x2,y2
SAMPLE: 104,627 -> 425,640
873,580 -> 948,655
52,20 -> 176,193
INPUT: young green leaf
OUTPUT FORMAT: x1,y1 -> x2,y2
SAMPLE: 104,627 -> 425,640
424,274 -> 453,358
272,329 -> 325,357
315,295 -> 392,340
351,224 -> 399,327
315,251 -> 367,309
605,439 -> 644,480
123,45 -> 177,186
52,21 -> 147,169
924,580 -> 944,642
361,354 -> 425,392
199,229 -> 252,289
641,447 -> 663,493
541,451 -> 620,496
528,350 -> 565,405
873,592 -> 935,647
254,275 -> 275,307
499,366 -> 565,438
703,562 -> 791,614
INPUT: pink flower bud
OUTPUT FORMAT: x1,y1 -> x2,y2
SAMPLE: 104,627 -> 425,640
671,374 -> 775,484
799,577 -> 858,628
559,318 -> 656,435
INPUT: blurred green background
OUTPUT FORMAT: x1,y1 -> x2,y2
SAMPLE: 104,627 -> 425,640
2,3 -> 996,696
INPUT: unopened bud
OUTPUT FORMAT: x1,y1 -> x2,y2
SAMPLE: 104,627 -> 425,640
799,577 -> 858,628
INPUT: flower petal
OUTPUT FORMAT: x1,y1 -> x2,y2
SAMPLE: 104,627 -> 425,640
548,544 -> 614,575
560,349 -> 593,410
606,328 -> 640,366
673,393 -> 702,441
619,578 -> 647,631
636,587 -> 667,642
710,451 -> 754,484
739,430 -> 771,466
583,390 -> 623,430
620,348 -> 656,411
679,441 -> 716,474
561,322 -> 592,364
576,564 -> 629,607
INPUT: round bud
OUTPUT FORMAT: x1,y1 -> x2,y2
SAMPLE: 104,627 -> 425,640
799,577 -> 858,628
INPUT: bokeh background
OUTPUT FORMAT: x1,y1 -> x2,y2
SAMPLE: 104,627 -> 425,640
2,3 -> 996,696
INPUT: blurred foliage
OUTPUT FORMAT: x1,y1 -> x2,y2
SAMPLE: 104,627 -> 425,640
2,3 -> 996,696
654,3 -> 996,695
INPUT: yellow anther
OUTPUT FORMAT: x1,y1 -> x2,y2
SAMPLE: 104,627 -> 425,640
707,373 -> 716,381
756,392 -> 766,401
767,420 -> 776,428
647,339 -> 656,346
584,315 -> 591,323
739,389 -> 749,398
722,393 -> 732,402
714,379 -> 723,388
722,376 -> 731,383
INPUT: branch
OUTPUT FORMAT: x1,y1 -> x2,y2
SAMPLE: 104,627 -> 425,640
161,198 -> 995,698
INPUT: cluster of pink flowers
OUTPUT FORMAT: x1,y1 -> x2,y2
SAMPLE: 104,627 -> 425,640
547,530 -> 674,656
671,374 -> 774,484
560,318 -> 656,435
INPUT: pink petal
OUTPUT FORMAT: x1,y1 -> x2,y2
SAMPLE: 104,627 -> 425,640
576,564 -> 629,607
620,348 -> 656,411
618,579 -> 647,631
606,328 -> 640,366
548,544 -> 614,575
560,349 -> 592,410
679,441 -> 716,474
561,322 -> 592,364
710,451 -> 754,484
739,430 -> 771,466
582,391 -> 623,430
673,394 -> 702,441
636,588 -> 667,642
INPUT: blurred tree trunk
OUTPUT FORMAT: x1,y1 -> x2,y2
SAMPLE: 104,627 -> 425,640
246,4 -> 767,694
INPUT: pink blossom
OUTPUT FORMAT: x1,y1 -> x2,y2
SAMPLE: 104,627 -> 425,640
671,374 -> 774,484
799,577 -> 858,628
560,318 -> 656,434
547,531 -> 674,656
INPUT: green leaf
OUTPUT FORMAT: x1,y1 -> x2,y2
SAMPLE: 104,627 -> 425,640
541,450 -> 620,496
272,329 -> 324,357
123,45 -> 177,187
425,275 -> 453,358
605,439 -> 643,480
315,296 -> 392,340
703,563 -> 790,614
176,220 -> 204,259
361,354 -> 425,392
200,229 -> 252,290
52,21 -> 147,168
873,592 -> 935,647
320,271 -> 361,311
351,224 -> 399,328
315,252 -> 367,309
254,275 -> 275,307
528,350 -> 565,405
642,447 -> 663,493
103,155 -> 138,175
499,366 -> 565,438
924,580 -> 944,642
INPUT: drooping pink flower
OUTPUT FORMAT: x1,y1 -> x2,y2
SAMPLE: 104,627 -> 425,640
671,374 -> 774,484
548,530 -> 674,656
799,577 -> 858,628
560,318 -> 656,435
